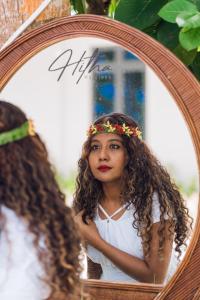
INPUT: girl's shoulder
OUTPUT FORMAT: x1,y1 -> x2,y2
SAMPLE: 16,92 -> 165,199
1,205 -> 45,248
0,206 -> 49,299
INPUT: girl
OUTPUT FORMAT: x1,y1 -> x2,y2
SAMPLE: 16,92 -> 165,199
0,100 -> 82,300
73,112 -> 192,284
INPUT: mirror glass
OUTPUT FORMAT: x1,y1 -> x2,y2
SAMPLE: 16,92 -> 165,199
0,37 -> 198,284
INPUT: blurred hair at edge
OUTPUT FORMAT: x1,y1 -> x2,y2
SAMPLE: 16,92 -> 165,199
0,100 -> 83,300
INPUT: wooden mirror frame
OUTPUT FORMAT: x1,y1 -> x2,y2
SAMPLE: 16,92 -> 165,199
0,15 -> 200,300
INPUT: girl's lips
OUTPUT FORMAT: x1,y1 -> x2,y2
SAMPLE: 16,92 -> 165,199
98,166 -> 112,172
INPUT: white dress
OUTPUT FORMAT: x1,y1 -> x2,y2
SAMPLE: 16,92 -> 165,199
87,194 -> 178,283
0,206 -> 50,300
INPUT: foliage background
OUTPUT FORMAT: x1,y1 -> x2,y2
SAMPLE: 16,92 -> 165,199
71,0 -> 200,81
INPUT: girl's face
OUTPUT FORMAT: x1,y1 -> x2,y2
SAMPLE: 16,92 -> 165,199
88,133 -> 128,184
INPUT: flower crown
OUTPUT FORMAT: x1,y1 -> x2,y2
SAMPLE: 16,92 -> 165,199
87,121 -> 142,139
0,120 -> 35,146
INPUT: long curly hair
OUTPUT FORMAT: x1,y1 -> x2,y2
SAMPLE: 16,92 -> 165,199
73,112 -> 192,259
0,101 -> 82,300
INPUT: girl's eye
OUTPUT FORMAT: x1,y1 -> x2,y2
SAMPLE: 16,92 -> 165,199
90,144 -> 99,151
110,144 -> 120,150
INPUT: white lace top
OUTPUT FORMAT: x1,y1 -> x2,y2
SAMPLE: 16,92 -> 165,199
0,206 -> 50,300
87,194 -> 178,282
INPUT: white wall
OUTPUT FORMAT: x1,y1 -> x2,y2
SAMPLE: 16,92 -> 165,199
146,66 -> 198,182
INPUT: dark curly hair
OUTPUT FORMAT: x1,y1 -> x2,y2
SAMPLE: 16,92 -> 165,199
0,101 -> 82,300
73,112 -> 192,259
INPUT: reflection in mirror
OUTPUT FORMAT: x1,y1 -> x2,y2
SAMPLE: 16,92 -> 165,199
0,37 -> 198,285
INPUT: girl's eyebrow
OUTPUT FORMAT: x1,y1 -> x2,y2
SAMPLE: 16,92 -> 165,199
108,139 -> 123,143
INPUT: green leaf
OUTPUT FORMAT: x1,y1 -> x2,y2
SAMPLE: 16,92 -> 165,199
173,44 -> 197,65
189,52 -> 200,80
158,0 -> 198,23
114,0 -> 168,30
108,0 -> 120,18
177,12 -> 200,31
176,11 -> 197,27
188,0 -> 200,10
70,0 -> 85,14
157,21 -> 179,50
179,27 -> 200,50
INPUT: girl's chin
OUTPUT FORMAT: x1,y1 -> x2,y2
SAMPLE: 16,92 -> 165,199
95,176 -> 122,184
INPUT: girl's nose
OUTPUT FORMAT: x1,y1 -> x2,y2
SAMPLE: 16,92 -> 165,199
99,147 -> 109,161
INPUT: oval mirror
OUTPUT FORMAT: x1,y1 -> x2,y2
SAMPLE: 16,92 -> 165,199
0,15 -> 200,300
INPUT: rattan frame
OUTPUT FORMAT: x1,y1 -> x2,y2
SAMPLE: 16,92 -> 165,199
0,15 -> 200,300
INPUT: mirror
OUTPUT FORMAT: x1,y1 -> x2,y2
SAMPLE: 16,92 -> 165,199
0,15 -> 200,300
1,37 -> 198,283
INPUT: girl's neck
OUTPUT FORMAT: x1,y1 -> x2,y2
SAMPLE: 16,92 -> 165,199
101,182 -> 122,205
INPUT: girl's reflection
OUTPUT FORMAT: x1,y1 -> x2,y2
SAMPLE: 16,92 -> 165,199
74,112 -> 192,284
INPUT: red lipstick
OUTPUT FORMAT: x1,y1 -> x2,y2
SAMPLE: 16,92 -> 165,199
98,165 -> 112,172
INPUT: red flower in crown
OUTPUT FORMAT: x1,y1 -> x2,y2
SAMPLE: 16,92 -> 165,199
114,124 -> 124,134
96,124 -> 104,131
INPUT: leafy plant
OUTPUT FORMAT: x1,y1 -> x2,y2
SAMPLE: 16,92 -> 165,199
115,0 -> 168,30
108,0 -> 120,18
113,0 -> 200,79
70,0 -> 85,14
69,0 -> 200,80
158,0 -> 200,51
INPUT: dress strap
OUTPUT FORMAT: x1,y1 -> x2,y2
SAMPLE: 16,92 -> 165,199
98,203 -> 127,220
98,204 -> 111,219
110,204 -> 127,218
